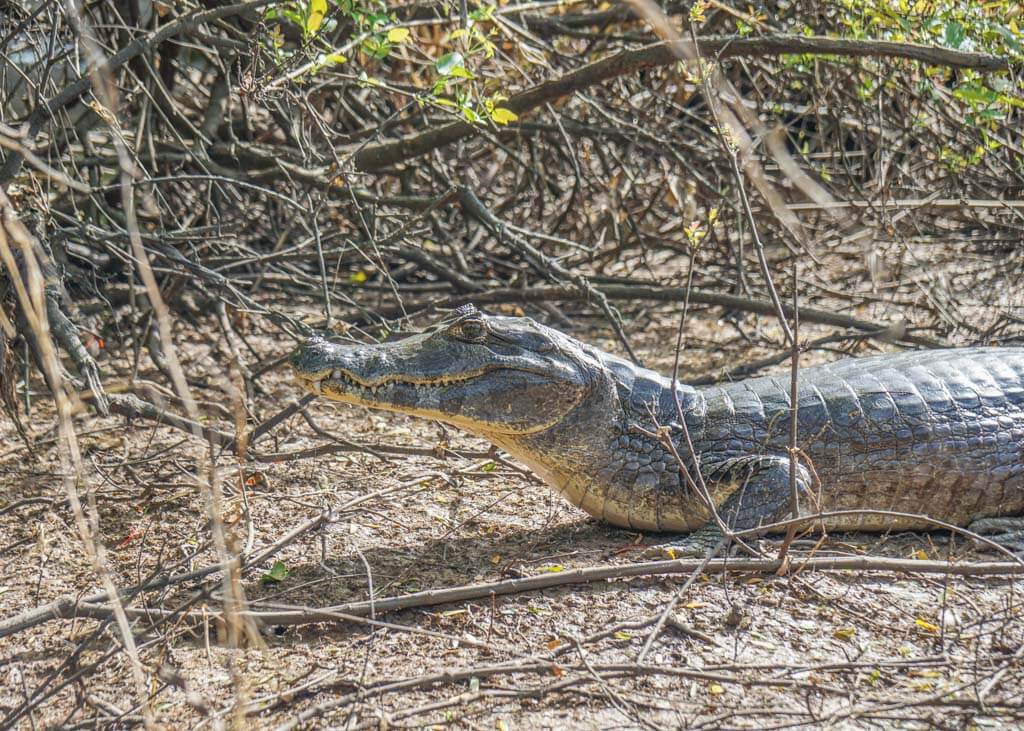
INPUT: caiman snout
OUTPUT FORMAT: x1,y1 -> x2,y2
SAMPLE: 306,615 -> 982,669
290,308 -> 595,435
290,334 -> 337,377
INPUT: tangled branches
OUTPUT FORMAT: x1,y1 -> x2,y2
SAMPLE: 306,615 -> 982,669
2,0 -> 1024,727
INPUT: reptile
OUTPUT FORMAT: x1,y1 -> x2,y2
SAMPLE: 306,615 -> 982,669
292,305 -> 1024,552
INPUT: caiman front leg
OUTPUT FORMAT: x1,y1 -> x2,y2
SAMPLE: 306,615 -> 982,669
641,455 -> 812,559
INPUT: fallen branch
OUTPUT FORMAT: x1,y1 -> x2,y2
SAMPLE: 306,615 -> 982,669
273,658 -> 837,731
395,283 -> 946,348
0,510 -> 331,639
253,441 -> 494,463
106,393 -> 237,449
22,555 -> 1022,633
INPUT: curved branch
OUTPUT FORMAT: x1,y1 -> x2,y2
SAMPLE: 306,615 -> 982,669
11,555 -> 1022,635
383,283 -> 948,348
352,35 -> 1008,171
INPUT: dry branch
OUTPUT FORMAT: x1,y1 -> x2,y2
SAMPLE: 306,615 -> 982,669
0,510 -> 331,640
106,393 -> 237,449
8,554 -> 1019,637
352,35 -> 1007,171
404,283 -> 946,348
1,1 -> 276,181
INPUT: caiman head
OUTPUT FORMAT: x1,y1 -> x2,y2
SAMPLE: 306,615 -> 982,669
290,305 -> 607,437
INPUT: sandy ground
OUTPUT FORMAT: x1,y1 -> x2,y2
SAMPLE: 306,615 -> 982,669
1,305 -> 1023,729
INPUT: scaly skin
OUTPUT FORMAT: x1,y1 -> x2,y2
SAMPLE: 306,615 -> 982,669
292,305 -> 1024,537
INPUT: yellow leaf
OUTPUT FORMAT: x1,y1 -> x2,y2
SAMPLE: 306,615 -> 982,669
350,270 -> 367,283
685,601 -> 706,609
490,107 -> 519,125
915,618 -> 940,633
913,549 -> 928,560
387,27 -> 410,43
306,0 -> 327,34
614,631 -> 631,640
833,627 -> 857,642
709,683 -> 724,695
539,564 -> 563,573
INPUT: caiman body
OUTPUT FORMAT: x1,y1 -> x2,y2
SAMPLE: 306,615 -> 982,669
292,306 -> 1024,536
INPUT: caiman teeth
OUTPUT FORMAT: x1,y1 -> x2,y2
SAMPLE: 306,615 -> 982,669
313,369 -> 481,394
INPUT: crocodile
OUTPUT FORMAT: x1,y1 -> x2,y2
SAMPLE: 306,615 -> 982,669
291,305 -> 1024,549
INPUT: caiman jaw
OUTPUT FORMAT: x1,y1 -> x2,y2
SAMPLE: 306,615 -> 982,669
297,366 -> 490,401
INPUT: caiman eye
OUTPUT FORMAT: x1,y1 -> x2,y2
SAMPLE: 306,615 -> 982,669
452,318 -> 488,342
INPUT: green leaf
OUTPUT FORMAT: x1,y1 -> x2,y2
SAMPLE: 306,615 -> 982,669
435,51 -> 465,76
449,66 -> 474,79
387,27 -> 410,43
954,83 -> 997,105
261,560 -> 290,584
996,25 -> 1023,54
998,94 -> 1024,110
944,20 -> 965,50
368,11 -> 390,28
362,37 -> 390,59
490,107 -> 518,125
470,3 -> 496,22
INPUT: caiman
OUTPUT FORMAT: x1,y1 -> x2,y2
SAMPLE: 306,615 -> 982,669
291,305 -> 1024,551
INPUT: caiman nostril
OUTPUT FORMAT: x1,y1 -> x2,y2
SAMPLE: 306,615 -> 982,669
291,335 -> 330,369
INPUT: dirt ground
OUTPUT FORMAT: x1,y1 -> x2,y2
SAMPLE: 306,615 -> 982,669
2,296 -> 1024,730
